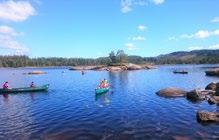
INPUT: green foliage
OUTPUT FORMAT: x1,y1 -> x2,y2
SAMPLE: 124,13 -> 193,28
0,49 -> 219,67
109,51 -> 116,63
116,50 -> 128,63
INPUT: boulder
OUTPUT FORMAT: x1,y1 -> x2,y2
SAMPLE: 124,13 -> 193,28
205,82 -> 217,91
197,111 -> 219,122
208,96 -> 219,104
108,67 -> 123,71
216,83 -> 219,96
126,63 -> 142,70
205,68 -> 219,76
186,89 -> 213,101
156,87 -> 187,98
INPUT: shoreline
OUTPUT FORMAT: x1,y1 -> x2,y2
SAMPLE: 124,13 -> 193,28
0,63 -> 218,69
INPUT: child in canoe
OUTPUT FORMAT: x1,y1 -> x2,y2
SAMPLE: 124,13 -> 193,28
30,82 -> 35,88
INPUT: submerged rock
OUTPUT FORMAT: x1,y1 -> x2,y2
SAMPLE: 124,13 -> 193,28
156,87 -> 187,98
208,96 -> 219,104
205,68 -> 219,76
197,111 -> 219,122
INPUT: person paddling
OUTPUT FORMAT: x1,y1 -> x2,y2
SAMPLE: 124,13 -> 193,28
99,79 -> 109,88
3,81 -> 9,89
103,79 -> 109,88
30,82 -> 35,88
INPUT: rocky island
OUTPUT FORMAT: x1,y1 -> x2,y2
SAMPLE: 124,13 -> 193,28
69,63 -> 157,72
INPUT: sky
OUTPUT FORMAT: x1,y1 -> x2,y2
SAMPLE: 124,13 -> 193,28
0,0 -> 219,58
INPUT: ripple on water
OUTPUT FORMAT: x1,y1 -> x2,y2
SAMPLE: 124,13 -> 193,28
1,66 -> 219,139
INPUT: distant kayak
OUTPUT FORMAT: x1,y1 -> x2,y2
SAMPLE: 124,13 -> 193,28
173,71 -> 188,74
0,84 -> 49,94
95,87 -> 110,94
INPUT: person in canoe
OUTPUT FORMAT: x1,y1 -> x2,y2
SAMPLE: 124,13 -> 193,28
30,82 -> 35,88
99,79 -> 109,88
2,81 -> 9,89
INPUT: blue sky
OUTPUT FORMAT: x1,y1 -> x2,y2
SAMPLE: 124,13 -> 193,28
0,0 -> 219,58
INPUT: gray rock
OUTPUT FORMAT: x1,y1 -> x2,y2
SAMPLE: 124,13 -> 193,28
186,89 -> 212,101
156,87 -> 187,98
126,63 -> 142,70
208,96 -> 219,104
205,82 -> 217,91
197,111 -> 219,122
205,68 -> 219,76
216,83 -> 219,96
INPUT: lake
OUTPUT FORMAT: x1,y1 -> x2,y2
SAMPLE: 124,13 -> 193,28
0,65 -> 219,140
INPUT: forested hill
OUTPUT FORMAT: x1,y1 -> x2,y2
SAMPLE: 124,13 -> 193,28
149,49 -> 219,64
0,49 -> 219,67
159,49 -> 219,58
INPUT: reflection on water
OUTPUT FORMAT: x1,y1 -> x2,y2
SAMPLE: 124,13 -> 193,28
0,65 -> 219,139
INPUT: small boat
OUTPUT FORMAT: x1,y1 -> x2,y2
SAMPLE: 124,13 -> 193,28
0,84 -> 49,94
95,87 -> 110,94
173,71 -> 188,74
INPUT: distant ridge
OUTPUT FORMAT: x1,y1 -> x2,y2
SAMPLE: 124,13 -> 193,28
158,49 -> 219,58
145,49 -> 219,64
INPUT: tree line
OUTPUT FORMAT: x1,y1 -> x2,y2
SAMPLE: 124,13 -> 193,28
0,50 -> 219,67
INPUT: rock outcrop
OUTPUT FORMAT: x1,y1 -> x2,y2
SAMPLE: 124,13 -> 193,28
197,111 -> 219,122
156,87 -> 187,98
205,68 -> 219,76
208,96 -> 219,104
205,82 -> 217,91
186,89 -> 214,101
126,63 -> 142,70
69,63 -> 157,71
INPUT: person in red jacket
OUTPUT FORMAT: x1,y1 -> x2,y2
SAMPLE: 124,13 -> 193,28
3,81 -> 9,89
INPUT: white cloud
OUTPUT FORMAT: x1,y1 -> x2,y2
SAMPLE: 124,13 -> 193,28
0,25 -> 28,54
194,30 -> 210,39
120,0 -> 163,13
188,44 -> 219,50
132,36 -> 145,41
138,25 -> 147,31
168,36 -> 177,41
188,46 -> 203,50
151,0 -> 165,5
209,44 -> 219,49
125,43 -> 138,50
0,0 -> 36,22
121,0 -> 133,13
0,34 -> 28,52
180,29 -> 219,39
211,17 -> 219,23
0,25 -> 23,36
214,29 -> 219,35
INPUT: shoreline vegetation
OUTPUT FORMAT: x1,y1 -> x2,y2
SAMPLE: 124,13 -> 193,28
0,49 -> 219,68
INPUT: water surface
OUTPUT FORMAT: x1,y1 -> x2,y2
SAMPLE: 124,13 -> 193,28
0,65 -> 219,140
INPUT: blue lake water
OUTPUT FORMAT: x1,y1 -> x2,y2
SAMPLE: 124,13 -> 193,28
0,65 -> 219,140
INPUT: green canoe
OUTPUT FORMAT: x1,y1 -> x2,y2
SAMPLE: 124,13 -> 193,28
0,84 -> 49,94
95,87 -> 110,94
